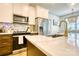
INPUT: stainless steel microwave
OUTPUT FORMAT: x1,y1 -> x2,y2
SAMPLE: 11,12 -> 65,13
13,15 -> 29,24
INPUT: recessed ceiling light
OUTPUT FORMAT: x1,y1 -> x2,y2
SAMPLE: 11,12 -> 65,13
71,3 -> 75,6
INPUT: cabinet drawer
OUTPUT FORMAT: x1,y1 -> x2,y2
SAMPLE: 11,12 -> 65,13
0,35 -> 12,42
0,42 -> 12,48
1,35 -> 11,39
0,35 -> 11,39
0,46 -> 12,56
0,37 -> 12,48
0,38 -> 12,43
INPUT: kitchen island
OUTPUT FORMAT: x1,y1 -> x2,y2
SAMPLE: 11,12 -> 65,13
25,35 -> 79,56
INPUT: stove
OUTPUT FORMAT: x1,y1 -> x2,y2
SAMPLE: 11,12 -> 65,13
13,31 -> 31,35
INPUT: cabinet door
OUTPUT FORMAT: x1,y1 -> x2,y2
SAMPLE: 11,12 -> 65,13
0,35 -> 13,56
29,6 -> 36,25
27,41 -> 46,56
0,3 -> 13,23
36,6 -> 48,19
0,46 -> 12,56
22,4 -> 29,17
13,3 -> 22,15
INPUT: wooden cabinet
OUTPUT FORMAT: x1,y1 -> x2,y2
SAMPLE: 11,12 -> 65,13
0,34 -> 13,56
0,3 -> 13,23
27,40 -> 46,56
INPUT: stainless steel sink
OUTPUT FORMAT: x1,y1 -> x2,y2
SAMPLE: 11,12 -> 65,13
48,34 -> 64,38
52,35 -> 64,38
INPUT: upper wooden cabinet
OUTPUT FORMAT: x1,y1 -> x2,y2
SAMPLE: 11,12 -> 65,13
0,3 -> 13,23
13,3 -> 29,17
36,6 -> 48,19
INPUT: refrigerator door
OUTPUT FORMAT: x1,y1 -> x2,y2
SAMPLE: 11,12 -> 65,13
42,20 -> 48,35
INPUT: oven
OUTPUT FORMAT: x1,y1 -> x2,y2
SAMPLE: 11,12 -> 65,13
12,34 -> 27,50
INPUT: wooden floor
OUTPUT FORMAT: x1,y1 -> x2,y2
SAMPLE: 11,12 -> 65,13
8,48 -> 27,56
8,51 -> 27,56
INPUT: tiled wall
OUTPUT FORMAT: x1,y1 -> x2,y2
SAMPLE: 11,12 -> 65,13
0,23 -> 13,33
13,24 -> 28,32
0,23 -> 28,33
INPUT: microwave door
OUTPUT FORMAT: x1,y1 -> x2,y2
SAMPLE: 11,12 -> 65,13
13,15 -> 28,24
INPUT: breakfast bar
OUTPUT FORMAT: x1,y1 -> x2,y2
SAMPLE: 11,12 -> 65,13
25,35 -> 79,56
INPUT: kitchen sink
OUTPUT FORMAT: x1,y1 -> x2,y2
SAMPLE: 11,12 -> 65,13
52,35 -> 64,38
48,34 -> 64,38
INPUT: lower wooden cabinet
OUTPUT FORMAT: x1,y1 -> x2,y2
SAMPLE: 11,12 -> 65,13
0,46 -> 12,56
27,40 -> 46,56
0,34 -> 13,56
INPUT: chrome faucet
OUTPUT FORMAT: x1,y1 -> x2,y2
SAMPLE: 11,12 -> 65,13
59,20 -> 68,37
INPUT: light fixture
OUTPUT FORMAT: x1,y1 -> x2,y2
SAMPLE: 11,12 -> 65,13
71,3 -> 75,6
69,3 -> 76,13
69,3 -> 76,9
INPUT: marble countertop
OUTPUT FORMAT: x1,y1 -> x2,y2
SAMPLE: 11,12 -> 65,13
25,35 -> 79,56
0,33 -> 12,35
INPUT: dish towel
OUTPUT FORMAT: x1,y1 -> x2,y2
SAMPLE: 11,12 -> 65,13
18,36 -> 23,44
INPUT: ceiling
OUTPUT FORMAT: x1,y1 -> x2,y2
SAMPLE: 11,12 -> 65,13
30,3 -> 79,16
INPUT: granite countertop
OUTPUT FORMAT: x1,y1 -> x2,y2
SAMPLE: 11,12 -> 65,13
25,35 -> 79,56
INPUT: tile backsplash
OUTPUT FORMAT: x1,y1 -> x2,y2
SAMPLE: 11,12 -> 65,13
0,23 -> 28,33
13,24 -> 28,32
0,23 -> 13,33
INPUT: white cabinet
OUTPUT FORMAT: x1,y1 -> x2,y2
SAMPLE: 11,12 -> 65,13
13,3 -> 22,15
28,6 -> 36,25
13,3 -> 29,17
36,6 -> 48,19
0,3 -> 13,23
22,4 -> 29,17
